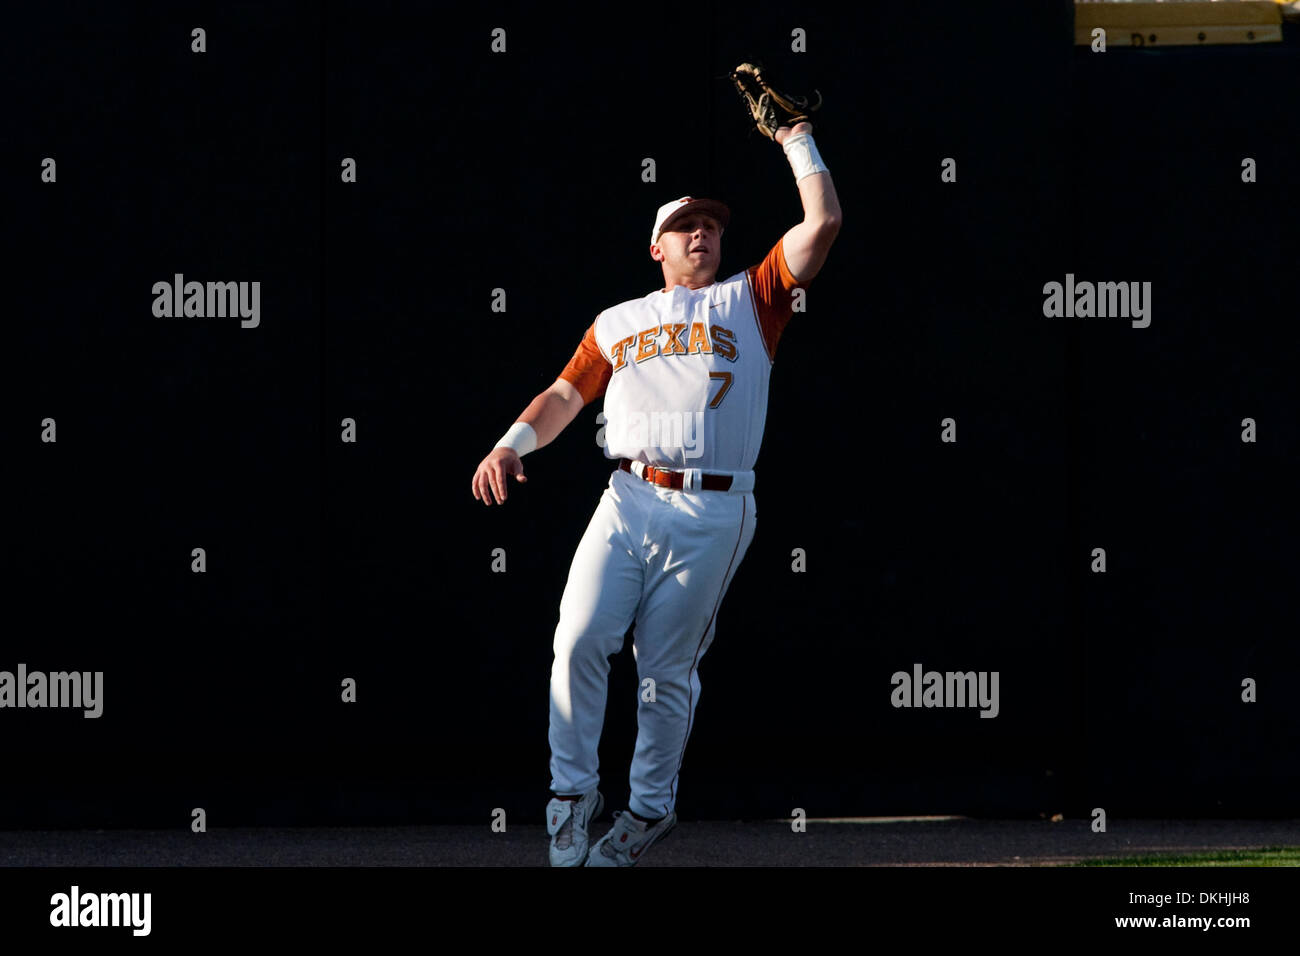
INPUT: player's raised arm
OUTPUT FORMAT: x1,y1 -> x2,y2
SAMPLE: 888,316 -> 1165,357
471,378 -> 585,506
773,121 -> 842,284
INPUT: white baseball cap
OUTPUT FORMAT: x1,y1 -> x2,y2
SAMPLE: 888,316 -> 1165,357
650,196 -> 731,246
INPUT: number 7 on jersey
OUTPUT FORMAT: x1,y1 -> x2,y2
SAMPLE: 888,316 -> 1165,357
708,371 -> 734,409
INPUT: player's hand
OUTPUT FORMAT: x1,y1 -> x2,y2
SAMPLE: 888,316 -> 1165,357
774,121 -> 812,146
471,447 -> 527,506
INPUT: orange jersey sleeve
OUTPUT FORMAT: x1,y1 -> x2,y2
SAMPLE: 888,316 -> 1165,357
557,320 -> 611,405
746,237 -> 808,361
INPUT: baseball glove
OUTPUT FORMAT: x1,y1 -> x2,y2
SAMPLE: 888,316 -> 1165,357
729,62 -> 822,140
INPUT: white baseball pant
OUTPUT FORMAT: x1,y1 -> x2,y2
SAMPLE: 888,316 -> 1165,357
548,465 -> 757,819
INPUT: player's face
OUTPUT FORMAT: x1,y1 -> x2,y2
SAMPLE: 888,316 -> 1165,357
655,215 -> 722,278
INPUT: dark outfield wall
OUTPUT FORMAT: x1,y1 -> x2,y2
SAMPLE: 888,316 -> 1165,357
5,1 -> 1296,827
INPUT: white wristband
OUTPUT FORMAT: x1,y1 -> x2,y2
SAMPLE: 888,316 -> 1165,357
782,131 -> 829,183
494,421 -> 537,457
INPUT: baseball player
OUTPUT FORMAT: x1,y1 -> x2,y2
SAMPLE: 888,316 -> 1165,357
471,120 -> 841,866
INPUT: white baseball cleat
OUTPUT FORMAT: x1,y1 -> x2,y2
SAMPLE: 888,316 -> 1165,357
585,810 -> 677,867
547,788 -> 604,867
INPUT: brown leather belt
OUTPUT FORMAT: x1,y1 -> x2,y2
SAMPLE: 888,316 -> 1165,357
618,458 -> 733,492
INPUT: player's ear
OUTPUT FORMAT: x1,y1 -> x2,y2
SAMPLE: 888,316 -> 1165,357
649,243 -> 662,262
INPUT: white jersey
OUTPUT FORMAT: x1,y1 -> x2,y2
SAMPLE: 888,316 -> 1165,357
559,239 -> 808,474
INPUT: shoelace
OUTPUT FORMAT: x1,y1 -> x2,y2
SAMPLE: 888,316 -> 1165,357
600,811 -> 641,859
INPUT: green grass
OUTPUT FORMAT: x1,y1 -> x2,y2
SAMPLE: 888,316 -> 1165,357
1077,847 -> 1300,867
